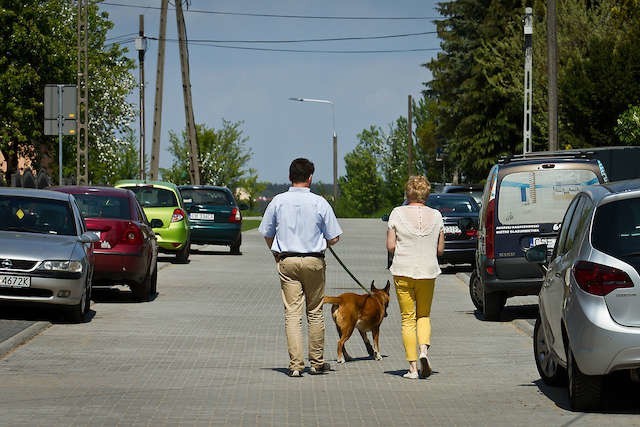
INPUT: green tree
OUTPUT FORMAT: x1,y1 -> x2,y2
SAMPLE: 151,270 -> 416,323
337,143 -> 384,217
0,1 -> 136,184
234,168 -> 266,211
161,120 -> 252,186
90,128 -> 139,184
616,105 -> 640,146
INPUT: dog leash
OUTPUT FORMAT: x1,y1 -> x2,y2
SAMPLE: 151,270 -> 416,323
328,246 -> 372,295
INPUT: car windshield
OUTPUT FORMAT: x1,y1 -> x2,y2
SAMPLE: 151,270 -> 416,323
0,195 -> 75,236
73,194 -> 131,219
126,187 -> 177,208
427,195 -> 479,214
592,198 -> 640,258
181,189 -> 231,206
497,169 -> 599,225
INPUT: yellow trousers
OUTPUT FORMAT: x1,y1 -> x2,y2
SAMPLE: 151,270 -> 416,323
394,276 -> 435,361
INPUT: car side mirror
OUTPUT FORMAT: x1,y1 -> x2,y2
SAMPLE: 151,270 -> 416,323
525,244 -> 548,263
80,232 -> 100,243
238,202 -> 249,211
150,219 -> 164,228
381,214 -> 389,222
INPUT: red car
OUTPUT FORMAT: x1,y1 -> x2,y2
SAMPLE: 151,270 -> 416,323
52,186 -> 159,302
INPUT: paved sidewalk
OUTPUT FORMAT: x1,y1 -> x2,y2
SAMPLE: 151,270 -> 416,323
0,219 -> 637,426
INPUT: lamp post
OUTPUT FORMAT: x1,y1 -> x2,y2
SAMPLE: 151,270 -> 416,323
288,97 -> 338,202
135,15 -> 147,180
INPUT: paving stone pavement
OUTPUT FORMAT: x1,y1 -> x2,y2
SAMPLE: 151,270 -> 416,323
0,219 -> 638,426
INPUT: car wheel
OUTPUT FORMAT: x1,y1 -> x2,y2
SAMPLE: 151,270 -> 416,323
533,314 -> 566,385
149,263 -> 158,296
482,290 -> 505,321
469,270 -> 483,311
66,276 -> 91,323
230,235 -> 242,255
176,239 -> 191,263
132,262 -> 156,302
567,346 -> 603,411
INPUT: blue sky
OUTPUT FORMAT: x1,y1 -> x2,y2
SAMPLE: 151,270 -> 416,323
100,1 -> 441,184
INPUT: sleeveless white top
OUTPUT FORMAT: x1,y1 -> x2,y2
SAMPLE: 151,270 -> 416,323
387,205 -> 443,279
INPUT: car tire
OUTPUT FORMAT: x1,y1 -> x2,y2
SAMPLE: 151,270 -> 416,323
567,346 -> 602,411
132,262 -> 156,302
65,276 -> 91,323
482,290 -> 505,321
230,234 -> 242,255
469,270 -> 483,311
176,239 -> 191,264
533,314 -> 567,386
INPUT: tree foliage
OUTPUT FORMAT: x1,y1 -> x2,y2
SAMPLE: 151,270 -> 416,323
160,120 -> 252,187
0,1 -> 137,185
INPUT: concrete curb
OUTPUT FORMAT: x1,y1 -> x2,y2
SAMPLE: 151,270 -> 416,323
0,321 -> 50,359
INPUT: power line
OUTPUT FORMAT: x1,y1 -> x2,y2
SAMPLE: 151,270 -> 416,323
154,31 -> 437,44
101,1 -> 439,20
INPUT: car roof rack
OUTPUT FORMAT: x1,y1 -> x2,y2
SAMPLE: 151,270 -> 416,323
498,149 -> 595,164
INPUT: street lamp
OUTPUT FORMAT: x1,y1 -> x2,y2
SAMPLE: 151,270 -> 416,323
288,97 -> 338,202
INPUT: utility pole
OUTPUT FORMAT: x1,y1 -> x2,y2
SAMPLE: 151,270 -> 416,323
175,0 -> 200,185
136,15 -> 147,180
523,7 -> 533,155
76,0 -> 89,185
547,0 -> 559,151
150,0 -> 168,181
407,95 -> 413,176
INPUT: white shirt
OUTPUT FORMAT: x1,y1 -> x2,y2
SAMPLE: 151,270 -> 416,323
258,187 -> 342,253
388,205 -> 443,279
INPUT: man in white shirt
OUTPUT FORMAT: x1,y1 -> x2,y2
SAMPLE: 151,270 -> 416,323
259,158 -> 342,377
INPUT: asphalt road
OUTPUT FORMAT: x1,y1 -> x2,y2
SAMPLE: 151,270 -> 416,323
1,219 -> 639,425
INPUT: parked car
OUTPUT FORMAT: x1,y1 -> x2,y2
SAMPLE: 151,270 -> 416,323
526,179 -> 640,411
0,187 -> 99,322
469,151 -> 608,320
114,180 -> 191,263
52,186 -> 160,301
178,185 -> 245,254
442,184 -> 484,205
426,193 -> 479,266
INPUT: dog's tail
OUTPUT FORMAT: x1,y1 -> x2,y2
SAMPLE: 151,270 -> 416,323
323,295 -> 342,305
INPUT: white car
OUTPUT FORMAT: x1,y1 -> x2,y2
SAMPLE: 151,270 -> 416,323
0,188 -> 99,322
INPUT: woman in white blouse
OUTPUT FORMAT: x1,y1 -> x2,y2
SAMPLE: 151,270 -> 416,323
386,176 -> 445,379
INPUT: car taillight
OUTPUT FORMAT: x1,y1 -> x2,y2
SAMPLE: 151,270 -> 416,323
120,223 -> 143,245
485,198 -> 495,260
229,207 -> 242,223
573,261 -> 633,296
172,208 -> 185,223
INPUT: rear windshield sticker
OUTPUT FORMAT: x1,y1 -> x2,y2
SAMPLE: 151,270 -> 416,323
496,224 -> 540,234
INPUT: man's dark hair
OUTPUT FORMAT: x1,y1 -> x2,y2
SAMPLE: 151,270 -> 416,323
289,158 -> 315,183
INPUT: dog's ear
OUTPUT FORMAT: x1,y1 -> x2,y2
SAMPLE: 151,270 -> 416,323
385,280 -> 391,293
370,280 -> 376,291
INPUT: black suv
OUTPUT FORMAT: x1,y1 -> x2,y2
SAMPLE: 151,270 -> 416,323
469,151 -> 608,320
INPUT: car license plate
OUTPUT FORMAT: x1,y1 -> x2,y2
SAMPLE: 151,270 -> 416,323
444,225 -> 460,234
190,213 -> 215,220
532,237 -> 556,248
0,275 -> 31,288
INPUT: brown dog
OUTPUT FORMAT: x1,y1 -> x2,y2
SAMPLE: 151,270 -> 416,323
323,280 -> 391,363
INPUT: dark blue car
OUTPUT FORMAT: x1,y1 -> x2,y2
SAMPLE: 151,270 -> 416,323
178,185 -> 245,254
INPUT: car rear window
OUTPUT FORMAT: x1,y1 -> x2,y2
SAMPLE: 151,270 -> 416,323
73,194 -> 131,219
126,187 -> 177,208
181,189 -> 231,206
592,198 -> 640,258
497,169 -> 599,225
427,195 -> 479,214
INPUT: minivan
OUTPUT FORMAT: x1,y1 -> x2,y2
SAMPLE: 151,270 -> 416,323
469,151 -> 608,320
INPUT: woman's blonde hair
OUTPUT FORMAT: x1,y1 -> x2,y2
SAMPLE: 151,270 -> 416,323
405,175 -> 431,203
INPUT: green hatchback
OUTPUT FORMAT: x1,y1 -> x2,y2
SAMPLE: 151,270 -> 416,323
115,180 -> 191,263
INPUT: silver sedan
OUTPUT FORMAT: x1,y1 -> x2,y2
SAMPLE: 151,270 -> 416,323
527,179 -> 640,411
0,187 -> 99,322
